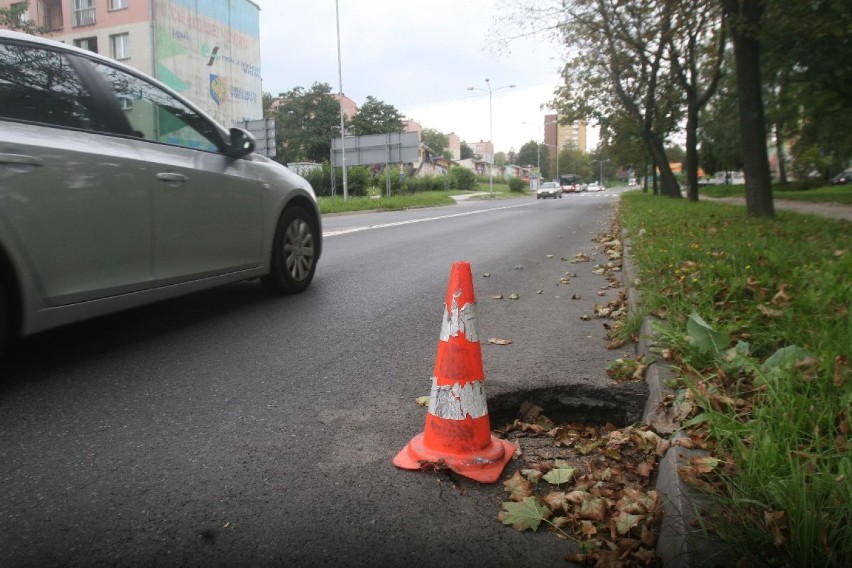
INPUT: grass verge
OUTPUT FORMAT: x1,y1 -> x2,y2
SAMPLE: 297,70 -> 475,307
620,191 -> 851,567
318,191 -> 456,214
317,182 -> 528,215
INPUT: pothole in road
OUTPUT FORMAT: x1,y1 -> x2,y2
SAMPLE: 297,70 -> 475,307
480,382 -> 663,567
488,381 -> 648,429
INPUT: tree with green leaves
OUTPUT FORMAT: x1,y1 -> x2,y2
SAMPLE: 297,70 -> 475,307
421,128 -> 449,157
348,96 -> 404,136
262,91 -> 274,118
698,66 -> 742,178
517,140 -> 549,176
762,0 -> 852,181
597,111 -> 651,190
460,141 -> 474,160
271,82 -> 341,165
558,145 -> 593,181
669,0 -> 726,201
550,0 -> 683,198
0,2 -> 42,34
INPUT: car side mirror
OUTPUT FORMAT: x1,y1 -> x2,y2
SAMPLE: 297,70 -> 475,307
226,127 -> 256,158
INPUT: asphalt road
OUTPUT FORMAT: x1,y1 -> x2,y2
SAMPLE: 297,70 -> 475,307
0,189 -> 644,567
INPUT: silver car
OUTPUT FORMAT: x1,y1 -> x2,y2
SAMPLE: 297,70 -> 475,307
536,181 -> 562,199
0,30 -> 321,354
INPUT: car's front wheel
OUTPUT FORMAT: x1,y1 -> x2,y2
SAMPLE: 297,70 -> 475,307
261,205 -> 318,294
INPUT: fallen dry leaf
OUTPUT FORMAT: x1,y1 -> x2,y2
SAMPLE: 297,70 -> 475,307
487,338 -> 513,346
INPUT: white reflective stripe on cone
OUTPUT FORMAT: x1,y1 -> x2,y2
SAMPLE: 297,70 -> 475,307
428,377 -> 488,420
439,291 -> 478,343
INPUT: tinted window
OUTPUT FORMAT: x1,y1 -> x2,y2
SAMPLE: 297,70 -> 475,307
0,41 -> 100,129
91,61 -> 223,152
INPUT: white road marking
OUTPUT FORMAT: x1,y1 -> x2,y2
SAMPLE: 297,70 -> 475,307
322,202 -> 532,237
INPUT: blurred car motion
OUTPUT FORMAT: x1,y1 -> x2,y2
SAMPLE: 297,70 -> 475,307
0,30 -> 322,354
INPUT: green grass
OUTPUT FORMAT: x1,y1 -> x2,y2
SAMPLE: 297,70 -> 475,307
318,191 -> 456,214
317,181 -> 528,215
620,192 -> 851,567
700,183 -> 852,204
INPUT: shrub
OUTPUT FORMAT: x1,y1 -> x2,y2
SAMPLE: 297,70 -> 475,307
404,176 -> 447,193
508,177 -> 527,193
346,166 -> 371,197
302,163 -> 332,197
449,166 -> 477,190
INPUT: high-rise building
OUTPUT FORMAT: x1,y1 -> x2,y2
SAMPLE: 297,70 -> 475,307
544,114 -> 587,155
3,0 -> 262,126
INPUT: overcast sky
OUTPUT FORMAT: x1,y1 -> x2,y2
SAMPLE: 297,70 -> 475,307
255,0 -> 580,155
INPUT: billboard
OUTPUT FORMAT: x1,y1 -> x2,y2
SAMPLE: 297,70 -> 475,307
331,132 -> 421,167
153,0 -> 261,127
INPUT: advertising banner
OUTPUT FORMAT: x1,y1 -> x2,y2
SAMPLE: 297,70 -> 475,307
153,0 -> 261,126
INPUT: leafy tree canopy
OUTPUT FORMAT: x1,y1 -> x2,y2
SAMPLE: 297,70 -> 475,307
0,2 -> 43,34
271,82 -> 341,164
348,96 -> 404,136
460,141 -> 474,160
421,128 -> 449,156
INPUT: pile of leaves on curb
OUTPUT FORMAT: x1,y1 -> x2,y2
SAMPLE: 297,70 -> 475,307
494,403 -> 668,567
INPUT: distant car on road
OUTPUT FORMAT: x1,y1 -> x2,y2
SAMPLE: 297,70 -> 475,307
587,182 -> 604,192
0,30 -> 322,356
830,171 -> 852,185
537,181 -> 562,199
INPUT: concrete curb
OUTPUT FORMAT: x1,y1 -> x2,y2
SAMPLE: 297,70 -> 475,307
621,230 -> 730,568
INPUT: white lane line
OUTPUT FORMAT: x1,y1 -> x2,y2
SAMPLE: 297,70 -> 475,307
322,202 -> 531,237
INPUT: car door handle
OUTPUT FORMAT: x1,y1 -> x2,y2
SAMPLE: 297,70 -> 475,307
0,153 -> 43,166
156,172 -> 188,184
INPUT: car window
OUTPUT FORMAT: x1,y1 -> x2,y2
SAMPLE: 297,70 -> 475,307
0,41 -> 103,130
90,61 -> 223,152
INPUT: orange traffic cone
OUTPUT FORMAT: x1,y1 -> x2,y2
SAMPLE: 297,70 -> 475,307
393,261 -> 515,483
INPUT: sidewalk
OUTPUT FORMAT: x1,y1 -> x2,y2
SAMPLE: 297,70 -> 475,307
703,196 -> 852,221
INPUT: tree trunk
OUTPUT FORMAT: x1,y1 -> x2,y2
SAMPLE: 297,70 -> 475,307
685,104 -> 700,201
644,130 -> 681,198
725,0 -> 774,217
774,123 -> 787,184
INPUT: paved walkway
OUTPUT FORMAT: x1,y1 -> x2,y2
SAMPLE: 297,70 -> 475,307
704,196 -> 852,221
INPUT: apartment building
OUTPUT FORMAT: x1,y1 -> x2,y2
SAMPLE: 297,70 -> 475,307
2,0 -> 262,126
544,114 -> 587,154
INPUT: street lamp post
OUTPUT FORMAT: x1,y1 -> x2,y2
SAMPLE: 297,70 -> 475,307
335,0 -> 348,200
596,158 -> 610,187
468,79 -> 515,197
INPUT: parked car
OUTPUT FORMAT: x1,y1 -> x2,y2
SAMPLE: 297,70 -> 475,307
537,181 -> 562,199
0,30 -> 322,355
830,171 -> 852,185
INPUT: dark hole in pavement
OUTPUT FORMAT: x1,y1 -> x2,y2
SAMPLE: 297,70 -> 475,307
488,382 -> 648,429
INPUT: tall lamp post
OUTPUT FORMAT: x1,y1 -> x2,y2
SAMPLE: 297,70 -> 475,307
467,78 -> 515,197
335,0 -> 348,200
596,158 -> 610,187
